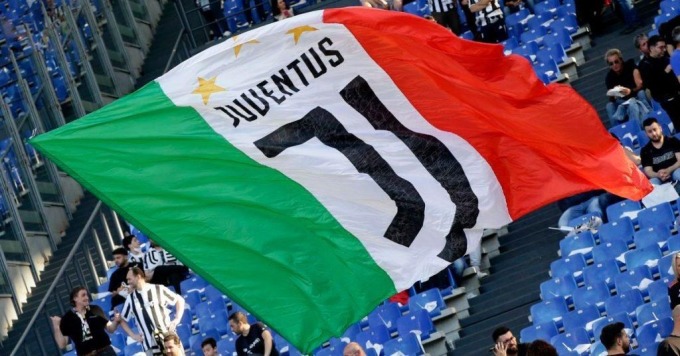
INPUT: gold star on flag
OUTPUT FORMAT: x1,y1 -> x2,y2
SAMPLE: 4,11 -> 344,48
192,77 -> 225,105
286,25 -> 318,44
232,35 -> 260,57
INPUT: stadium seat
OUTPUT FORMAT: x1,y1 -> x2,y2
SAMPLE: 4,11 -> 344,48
204,285 -> 229,305
634,225 -> 671,251
519,321 -> 559,343
183,290 -> 202,309
598,217 -> 635,246
124,343 -> 144,356
175,323 -> 192,347
610,123 -> 644,148
98,280 -> 109,294
592,240 -> 629,267
561,305 -> 601,333
181,276 -> 208,293
91,294 -> 112,312
368,302 -> 402,333
637,342 -> 661,356
648,276 -> 673,303
667,237 -> 680,254
520,28 -> 547,46
605,290 -> 644,317
408,288 -> 446,318
109,331 -> 126,354
624,245 -> 662,271
614,265 -> 654,295
396,308 -> 435,340
659,253 -> 677,278
550,254 -> 587,280
590,341 -> 606,356
550,328 -> 590,355
530,297 -> 569,325
591,312 -> 634,341
211,310 -> 231,335
560,231 -> 596,258
572,281 -> 611,311
567,213 -> 602,229
217,337 -> 237,355
637,202 -> 675,231
636,299 -> 672,326
194,301 -> 214,320
606,201 -> 642,221
343,323 -> 363,341
540,275 -> 578,301
636,318 -> 673,348
356,324 -> 390,355
383,333 -> 424,356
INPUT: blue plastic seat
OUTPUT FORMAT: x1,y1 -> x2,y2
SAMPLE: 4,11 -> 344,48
513,43 -> 538,63
540,275 -> 578,301
396,308 -> 434,340
368,302 -> 401,333
638,342 -> 661,356
356,324 -> 390,354
605,289 -> 644,317
614,265 -> 654,295
648,277 -> 673,303
383,333 -> 424,356
610,123 -> 644,148
550,254 -> 587,280
124,342 -> 144,356
636,299 -> 672,326
505,8 -> 530,30
408,288 -> 446,318
659,253 -> 677,279
598,217 -> 635,247
533,58 -> 560,82
637,202 -> 675,231
204,285 -> 229,305
519,321 -> 559,343
592,240 -> 629,267
534,0 -> 559,16
217,337 -> 236,355
550,328 -> 590,355
590,342 -> 606,356
572,282 -> 611,311
624,245 -> 662,271
560,231 -> 596,258
520,28 -> 547,46
180,276 -> 208,293
343,323 -> 362,341
561,305 -> 601,333
109,331 -> 126,354
668,236 -> 680,253
592,312 -> 634,341
183,290 -> 201,309
194,301 -> 214,320
91,294 -> 112,313
530,297 -> 569,325
634,225 -> 671,250
583,260 -> 621,290
175,323 -> 192,347
606,201 -> 642,221
567,213 -> 602,228
636,317 -> 673,348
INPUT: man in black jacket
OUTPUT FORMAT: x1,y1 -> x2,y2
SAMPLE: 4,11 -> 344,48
639,35 -> 680,129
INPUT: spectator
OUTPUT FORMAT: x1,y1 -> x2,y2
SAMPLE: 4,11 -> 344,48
272,0 -> 294,21
427,0 -> 461,34
660,14 -> 680,55
360,0 -> 402,11
123,233 -> 146,264
502,0 -> 534,18
491,326 -> 527,356
599,322 -> 632,355
574,0 -> 604,34
634,33 -> 649,63
108,247 -> 142,310
670,26 -> 680,80
669,252 -> 680,309
639,36 -> 680,129
229,311 -> 279,356
604,48 -> 650,127
195,0 -> 226,39
120,267 -> 186,355
50,286 -> 120,355
164,333 -> 185,356
526,340 -> 558,356
459,0 -> 480,40
640,117 -> 680,185
202,337 -> 218,356
658,305 -> 680,355
462,0 -> 507,43
244,0 -> 267,25
143,240 -> 190,294
612,0 -> 640,35
343,342 -> 367,356
556,190 -> 605,228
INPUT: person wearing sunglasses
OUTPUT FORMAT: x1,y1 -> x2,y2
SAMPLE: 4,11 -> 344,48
604,48 -> 651,128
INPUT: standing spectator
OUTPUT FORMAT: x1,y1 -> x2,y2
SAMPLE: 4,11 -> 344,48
526,340 -> 557,356
604,48 -> 650,127
669,252 -> 680,309
462,0 -> 507,43
599,322 -> 632,355
343,342 -> 367,356
502,0 -> 534,17
109,247 -> 141,310
459,0 -> 480,39
164,333 -> 185,356
195,0 -> 226,39
202,337 -> 218,356
229,312 -> 279,356
639,36 -> 680,129
143,241 -> 190,295
491,326 -> 527,356
120,267 -> 186,355
50,286 -> 120,355
428,0 -> 461,34
658,305 -> 680,355
574,0 -> 604,34
272,0 -> 294,21
640,118 -> 680,185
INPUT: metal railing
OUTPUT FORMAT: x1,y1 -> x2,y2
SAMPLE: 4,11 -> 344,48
9,201 -> 126,356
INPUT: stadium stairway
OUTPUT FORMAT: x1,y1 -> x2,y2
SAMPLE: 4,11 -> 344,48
0,192 -> 121,355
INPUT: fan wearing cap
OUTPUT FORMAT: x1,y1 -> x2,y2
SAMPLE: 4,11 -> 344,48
599,322 -> 634,355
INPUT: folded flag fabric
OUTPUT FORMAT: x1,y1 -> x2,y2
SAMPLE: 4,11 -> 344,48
31,7 -> 652,352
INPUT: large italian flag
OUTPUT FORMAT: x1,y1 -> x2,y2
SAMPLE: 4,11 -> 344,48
32,7 -> 651,352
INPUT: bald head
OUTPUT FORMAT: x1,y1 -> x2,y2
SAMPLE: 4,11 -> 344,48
343,342 -> 366,356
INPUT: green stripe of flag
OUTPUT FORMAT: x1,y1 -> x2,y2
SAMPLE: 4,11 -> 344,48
31,81 -> 395,352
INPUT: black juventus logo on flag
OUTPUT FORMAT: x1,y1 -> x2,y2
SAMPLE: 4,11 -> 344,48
254,76 -> 479,262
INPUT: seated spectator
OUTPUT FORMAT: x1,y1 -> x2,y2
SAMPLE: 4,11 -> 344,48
502,0 -> 534,17
526,340 -> 557,356
599,322 -> 632,355
164,333 -> 185,356
202,337 -> 218,355
639,36 -> 680,129
658,305 -> 680,355
108,247 -> 141,310
660,14 -> 680,55
634,33 -> 650,64
604,48 -> 650,127
229,312 -> 279,356
143,240 -> 190,294
343,342 -> 366,356
556,190 -> 605,228
640,117 -> 680,185
272,0 -> 294,21
669,253 -> 680,309
491,326 -> 527,356
123,232 -> 146,264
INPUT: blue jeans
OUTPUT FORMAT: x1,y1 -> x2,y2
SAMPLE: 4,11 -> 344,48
558,196 -> 602,227
606,91 -> 651,127
614,0 -> 638,27
649,169 -> 680,185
